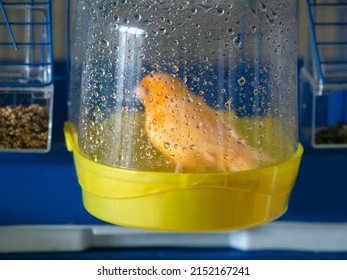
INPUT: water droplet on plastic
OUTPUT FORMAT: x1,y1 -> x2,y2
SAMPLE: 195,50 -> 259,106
216,7 -> 224,15
191,8 -> 198,14
164,142 -> 171,149
258,0 -> 267,12
172,65 -> 179,73
123,17 -> 129,24
159,27 -> 166,34
196,122 -> 203,128
143,19 -> 153,25
192,76 -> 200,82
238,77 -> 246,86
227,28 -> 234,35
96,67 -> 105,76
88,120 -> 95,128
198,3 -> 214,12
106,72 -> 113,79
233,36 -> 241,47
266,14 -> 275,25
134,14 -> 141,22
101,39 -> 109,48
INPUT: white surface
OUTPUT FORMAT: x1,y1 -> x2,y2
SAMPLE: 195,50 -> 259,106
1,222 -> 347,253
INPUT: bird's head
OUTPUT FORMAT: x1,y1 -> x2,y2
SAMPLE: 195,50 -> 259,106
136,72 -> 185,107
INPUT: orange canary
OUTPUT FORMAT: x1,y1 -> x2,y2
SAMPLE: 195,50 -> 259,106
136,72 -> 260,173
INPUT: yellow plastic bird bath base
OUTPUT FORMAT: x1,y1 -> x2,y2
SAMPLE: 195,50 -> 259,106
64,122 -> 303,232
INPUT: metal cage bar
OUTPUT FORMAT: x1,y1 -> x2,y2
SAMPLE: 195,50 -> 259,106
0,0 -> 53,87
307,0 -> 347,84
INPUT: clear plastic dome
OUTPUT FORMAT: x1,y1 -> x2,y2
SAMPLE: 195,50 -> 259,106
66,0 -> 302,231
70,0 -> 298,173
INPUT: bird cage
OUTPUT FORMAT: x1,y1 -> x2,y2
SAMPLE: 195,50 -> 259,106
300,0 -> 347,148
0,0 -> 53,152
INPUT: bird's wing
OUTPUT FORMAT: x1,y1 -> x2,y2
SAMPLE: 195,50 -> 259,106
138,72 -> 260,172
